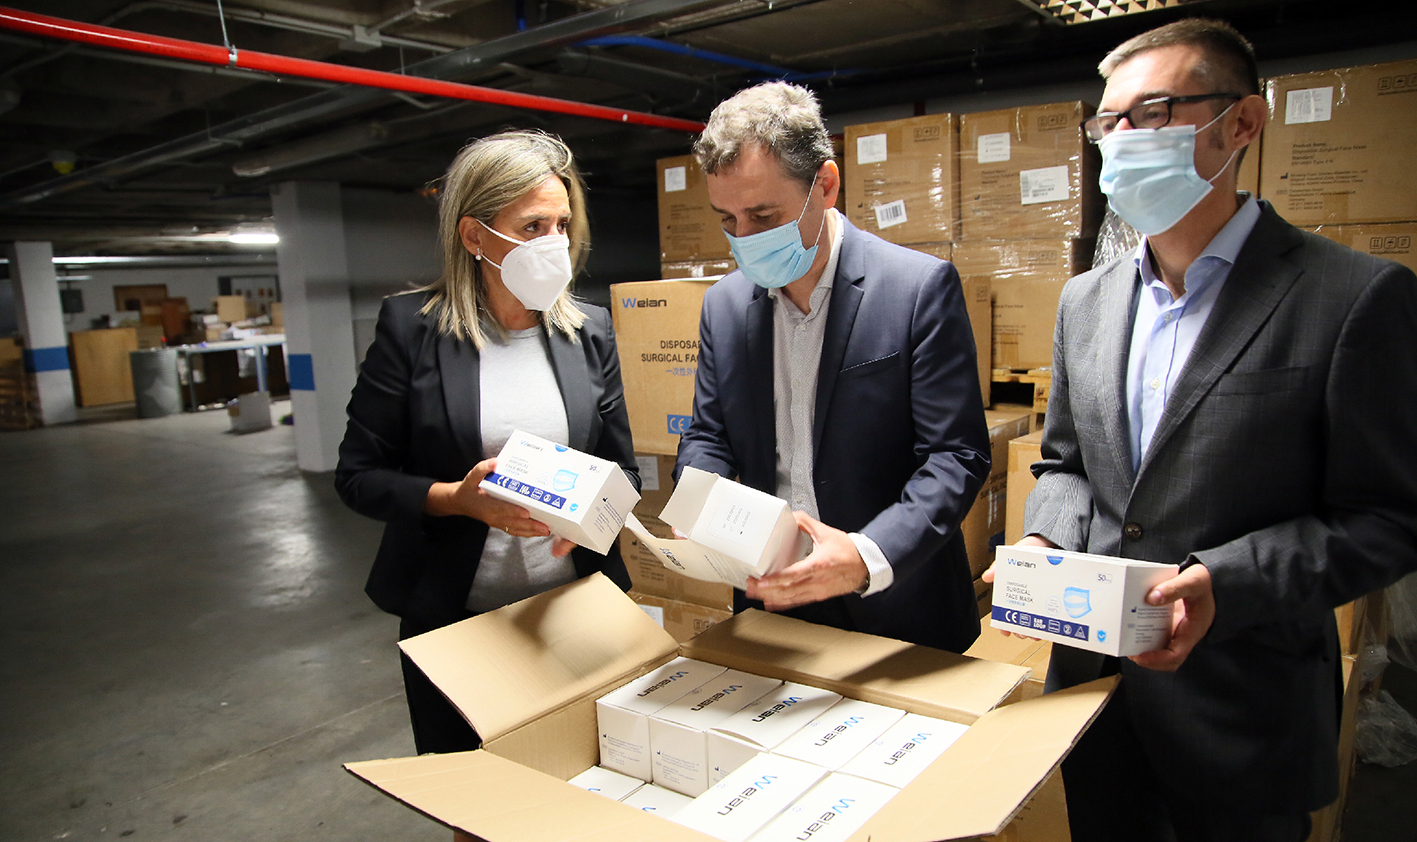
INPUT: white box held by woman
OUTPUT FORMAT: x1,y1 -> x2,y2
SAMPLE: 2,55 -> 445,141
990,544 -> 1179,656
479,430 -> 640,555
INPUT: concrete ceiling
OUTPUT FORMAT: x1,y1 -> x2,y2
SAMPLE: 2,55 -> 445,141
1,0 -> 1414,255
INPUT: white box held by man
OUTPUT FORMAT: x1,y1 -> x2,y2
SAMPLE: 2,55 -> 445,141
707,681 -> 844,786
746,772 -> 900,842
839,711 -> 970,788
671,752 -> 827,842
567,765 -> 644,801
626,467 -> 812,589
650,670 -> 784,796
621,783 -> 694,818
773,697 -> 906,771
990,544 -> 1179,656
596,657 -> 727,781
479,430 -> 640,555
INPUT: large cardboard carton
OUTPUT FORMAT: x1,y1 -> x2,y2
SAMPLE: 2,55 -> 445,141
907,243 -> 990,407
959,102 -> 1102,241
1006,430 -> 1045,546
629,590 -> 734,643
966,630 -> 1053,705
1238,128 -> 1261,197
611,279 -> 713,456
844,113 -> 960,245
659,155 -> 732,262
348,573 -> 1116,842
1262,59 -> 1417,225
661,258 -> 737,279
961,408 -> 1034,578
954,238 -> 1093,371
479,431 -> 639,555
1306,222 -> 1417,275
991,545 -> 1178,656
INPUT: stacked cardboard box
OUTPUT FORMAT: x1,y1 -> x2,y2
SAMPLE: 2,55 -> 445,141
961,407 -> 1034,580
610,279 -> 713,457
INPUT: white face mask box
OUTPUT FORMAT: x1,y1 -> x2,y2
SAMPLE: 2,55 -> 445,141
650,670 -> 785,796
566,765 -> 644,802
596,657 -> 727,780
990,544 -> 1179,656
670,752 -> 827,842
773,697 -> 906,771
707,682 -> 844,786
621,783 -> 694,818
479,430 -> 640,555
746,772 -> 900,842
633,466 -> 811,590
839,712 -> 970,789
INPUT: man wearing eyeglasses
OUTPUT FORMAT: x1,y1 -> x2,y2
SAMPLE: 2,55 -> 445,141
986,17 -> 1417,842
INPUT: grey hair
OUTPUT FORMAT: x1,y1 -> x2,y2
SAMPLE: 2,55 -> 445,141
693,81 -> 833,187
415,129 -> 588,349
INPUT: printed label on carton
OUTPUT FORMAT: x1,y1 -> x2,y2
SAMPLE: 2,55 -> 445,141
665,166 -> 688,192
1019,165 -> 1071,205
747,773 -> 900,842
1285,86 -> 1334,124
874,199 -> 908,228
839,712 -> 969,789
636,455 -> 661,491
773,697 -> 906,771
856,133 -> 888,165
990,545 -> 1178,656
978,132 -> 1011,163
671,753 -> 827,842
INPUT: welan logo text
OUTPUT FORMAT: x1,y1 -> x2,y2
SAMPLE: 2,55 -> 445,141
690,684 -> 744,712
620,297 -> 668,308
716,775 -> 777,815
795,798 -> 857,839
636,670 -> 690,697
1008,558 -> 1037,569
813,716 -> 865,746
883,732 -> 933,766
751,696 -> 804,723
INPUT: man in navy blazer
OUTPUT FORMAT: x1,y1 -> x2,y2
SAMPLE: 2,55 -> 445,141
675,82 -> 991,653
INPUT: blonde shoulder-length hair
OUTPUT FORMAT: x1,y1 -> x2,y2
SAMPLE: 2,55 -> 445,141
416,129 -> 589,348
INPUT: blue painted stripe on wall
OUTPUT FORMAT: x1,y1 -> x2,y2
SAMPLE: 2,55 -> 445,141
23,346 -> 69,373
288,353 -> 315,391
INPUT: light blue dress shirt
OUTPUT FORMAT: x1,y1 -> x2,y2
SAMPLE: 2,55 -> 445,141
1125,196 -> 1261,472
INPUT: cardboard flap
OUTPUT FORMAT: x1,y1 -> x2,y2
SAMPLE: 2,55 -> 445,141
682,610 -> 1029,722
346,750 -> 720,842
852,676 -> 1118,841
399,574 -> 677,742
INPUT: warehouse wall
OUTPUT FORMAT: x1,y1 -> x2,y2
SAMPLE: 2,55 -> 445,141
59,264 -> 276,335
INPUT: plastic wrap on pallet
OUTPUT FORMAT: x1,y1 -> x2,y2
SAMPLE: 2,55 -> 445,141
958,101 -> 1104,242
1261,59 -> 1417,226
845,114 -> 960,246
1093,206 -> 1143,268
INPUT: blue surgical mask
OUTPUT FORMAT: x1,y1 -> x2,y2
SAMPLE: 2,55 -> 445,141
723,173 -> 827,289
1097,104 -> 1239,236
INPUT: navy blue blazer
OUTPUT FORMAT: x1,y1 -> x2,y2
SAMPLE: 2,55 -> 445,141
676,219 -> 991,652
335,291 -> 636,629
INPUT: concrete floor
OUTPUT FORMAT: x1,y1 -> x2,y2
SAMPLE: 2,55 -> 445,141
1,402 -> 1413,842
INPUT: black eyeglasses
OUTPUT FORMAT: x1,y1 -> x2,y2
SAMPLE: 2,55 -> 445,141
1082,93 -> 1243,142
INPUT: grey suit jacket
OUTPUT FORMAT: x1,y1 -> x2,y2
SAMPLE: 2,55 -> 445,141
1025,201 -> 1417,811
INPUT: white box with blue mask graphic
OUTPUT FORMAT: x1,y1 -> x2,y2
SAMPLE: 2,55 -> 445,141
479,430 -> 640,555
990,544 -> 1179,656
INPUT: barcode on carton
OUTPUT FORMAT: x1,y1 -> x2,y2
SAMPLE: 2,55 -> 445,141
874,200 -> 908,229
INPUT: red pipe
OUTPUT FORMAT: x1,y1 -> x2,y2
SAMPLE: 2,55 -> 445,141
0,6 -> 707,134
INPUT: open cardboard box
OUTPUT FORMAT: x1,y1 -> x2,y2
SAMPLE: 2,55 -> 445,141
345,574 -> 1115,841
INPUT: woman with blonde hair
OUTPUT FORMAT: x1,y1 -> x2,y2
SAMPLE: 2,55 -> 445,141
336,129 -> 637,754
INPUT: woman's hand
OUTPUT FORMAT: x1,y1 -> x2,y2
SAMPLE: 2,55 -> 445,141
425,458 -> 552,539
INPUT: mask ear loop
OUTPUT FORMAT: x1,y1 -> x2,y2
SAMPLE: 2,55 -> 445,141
797,168 -> 828,247
476,218 -> 523,270
1195,100 -> 1242,183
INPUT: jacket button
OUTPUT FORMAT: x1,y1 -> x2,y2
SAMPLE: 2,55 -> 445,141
1124,522 -> 1143,540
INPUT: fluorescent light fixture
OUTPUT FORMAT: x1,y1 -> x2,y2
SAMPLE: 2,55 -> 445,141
228,232 -> 280,245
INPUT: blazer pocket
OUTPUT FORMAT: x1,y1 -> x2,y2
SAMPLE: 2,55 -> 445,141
1211,365 -> 1310,396
838,351 -> 900,380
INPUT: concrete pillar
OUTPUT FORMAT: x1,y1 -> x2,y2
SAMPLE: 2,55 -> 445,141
272,182 -> 357,473
6,242 -> 77,425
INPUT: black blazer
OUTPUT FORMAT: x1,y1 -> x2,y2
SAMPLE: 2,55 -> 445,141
335,291 -> 637,629
676,219 -> 992,653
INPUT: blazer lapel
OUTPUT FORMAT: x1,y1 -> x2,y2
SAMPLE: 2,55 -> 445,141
438,331 -> 484,465
1139,207 -> 1305,476
546,326 -> 593,451
813,224 -> 865,458
1096,258 -> 1142,485
745,287 -> 777,481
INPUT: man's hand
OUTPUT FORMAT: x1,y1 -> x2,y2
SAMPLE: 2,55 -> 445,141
745,512 -> 869,611
980,534 -> 1057,640
1129,563 -> 1214,672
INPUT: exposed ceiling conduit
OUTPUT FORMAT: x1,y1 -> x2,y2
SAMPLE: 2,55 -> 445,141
0,7 -> 706,132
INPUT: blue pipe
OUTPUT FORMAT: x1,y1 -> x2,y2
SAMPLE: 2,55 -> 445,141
577,34 -> 859,82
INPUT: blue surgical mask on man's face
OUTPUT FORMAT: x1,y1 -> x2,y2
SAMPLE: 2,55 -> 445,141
1097,102 -> 1239,236
723,172 -> 826,289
